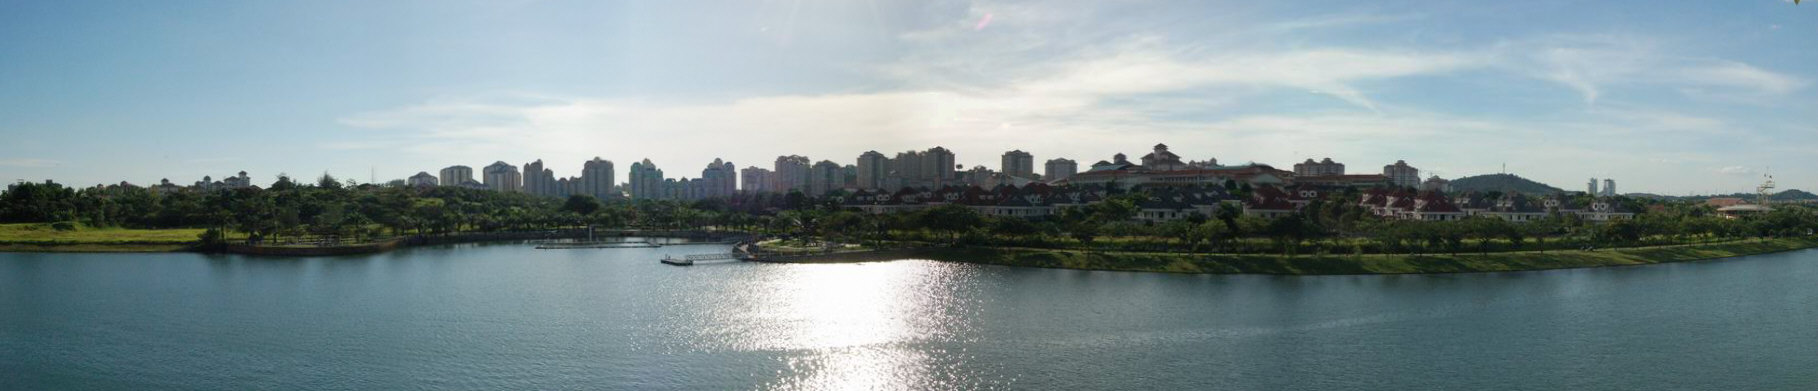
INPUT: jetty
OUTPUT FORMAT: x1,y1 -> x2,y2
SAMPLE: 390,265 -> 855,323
535,240 -> 661,249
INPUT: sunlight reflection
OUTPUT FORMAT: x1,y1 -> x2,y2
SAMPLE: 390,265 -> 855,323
746,261 -> 977,390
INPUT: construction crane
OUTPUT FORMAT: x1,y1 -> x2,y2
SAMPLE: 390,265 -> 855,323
1756,174 -> 1776,206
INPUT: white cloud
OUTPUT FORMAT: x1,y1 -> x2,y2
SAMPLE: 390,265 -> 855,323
0,158 -> 60,168
1676,61 -> 1807,95
1500,34 -> 1806,105
332,5 -> 1812,194
1017,42 -> 1480,110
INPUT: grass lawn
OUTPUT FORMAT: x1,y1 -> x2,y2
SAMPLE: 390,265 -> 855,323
0,223 -> 226,246
902,236 -> 1818,275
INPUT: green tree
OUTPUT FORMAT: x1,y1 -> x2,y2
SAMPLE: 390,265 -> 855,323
919,205 -> 984,245
560,195 -> 603,215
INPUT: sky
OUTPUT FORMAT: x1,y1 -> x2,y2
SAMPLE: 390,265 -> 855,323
0,0 -> 1813,195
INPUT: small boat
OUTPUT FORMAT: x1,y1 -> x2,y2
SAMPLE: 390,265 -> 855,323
660,255 -> 693,266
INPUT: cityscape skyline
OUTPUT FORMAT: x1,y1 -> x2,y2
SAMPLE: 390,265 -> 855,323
1,1 -> 1814,195
136,143 -> 1633,202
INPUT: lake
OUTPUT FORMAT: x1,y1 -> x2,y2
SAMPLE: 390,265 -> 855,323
3,242 -> 1815,390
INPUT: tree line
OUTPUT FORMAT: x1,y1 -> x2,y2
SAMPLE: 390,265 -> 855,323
4,177 -> 1815,253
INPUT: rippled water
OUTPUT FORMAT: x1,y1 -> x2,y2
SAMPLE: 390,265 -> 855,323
3,243 -> 1816,390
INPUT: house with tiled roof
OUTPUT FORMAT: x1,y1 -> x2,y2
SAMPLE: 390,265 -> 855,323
1293,174 -> 1395,188
989,185 -> 1056,218
1476,193 -> 1548,222
1577,198 -> 1636,222
1238,185 -> 1302,219
1139,143 -> 1188,171
1136,191 -> 1197,222
1453,191 -> 1493,215
1404,191 -> 1466,221
1541,194 -> 1582,214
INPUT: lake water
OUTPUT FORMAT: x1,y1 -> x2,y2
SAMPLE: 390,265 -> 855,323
3,242 -> 1816,390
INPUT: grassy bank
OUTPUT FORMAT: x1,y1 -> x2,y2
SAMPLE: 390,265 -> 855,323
0,243 -> 192,253
897,237 -> 1818,275
0,223 -> 204,252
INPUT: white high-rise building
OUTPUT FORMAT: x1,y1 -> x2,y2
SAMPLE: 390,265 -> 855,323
1044,158 -> 1077,182
809,160 -> 842,196
1588,178 -> 1600,195
629,159 -> 664,200
482,161 -> 521,192
856,151 -> 889,190
1602,179 -> 1616,197
581,157 -> 615,199
1001,150 -> 1035,179
439,165 -> 474,187
408,172 -> 438,187
1383,160 -> 1419,188
925,147 -> 956,186
522,159 -> 558,196
773,155 -> 811,193
700,158 -> 736,199
1295,158 -> 1346,177
740,167 -> 773,193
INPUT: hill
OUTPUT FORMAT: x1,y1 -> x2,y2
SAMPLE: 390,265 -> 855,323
1448,174 -> 1564,194
1661,189 -> 1818,202
1775,189 -> 1818,201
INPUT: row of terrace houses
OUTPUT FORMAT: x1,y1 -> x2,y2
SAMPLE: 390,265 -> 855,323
832,182 -> 1637,224
837,183 -> 1334,222
1359,188 -> 1636,223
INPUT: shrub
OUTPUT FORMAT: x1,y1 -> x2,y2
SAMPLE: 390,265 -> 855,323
198,228 -> 225,246
50,221 -> 77,231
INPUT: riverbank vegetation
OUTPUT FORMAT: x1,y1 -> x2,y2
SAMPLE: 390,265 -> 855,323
4,178 -> 1816,265
905,237 -> 1818,274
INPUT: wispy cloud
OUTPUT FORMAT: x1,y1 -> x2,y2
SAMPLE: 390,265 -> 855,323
332,1 -> 1811,193
1499,34 -> 1806,105
1717,166 -> 1753,176
0,158 -> 60,168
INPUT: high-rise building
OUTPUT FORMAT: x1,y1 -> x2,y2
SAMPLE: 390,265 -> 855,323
408,172 -> 438,187
482,161 -> 522,192
809,160 -> 842,196
581,157 -> 615,199
964,165 -> 998,187
740,166 -> 773,193
1001,150 -> 1035,179
1588,178 -> 1600,195
856,151 -> 889,190
439,165 -> 474,187
629,159 -> 665,199
892,150 -> 925,184
1044,158 -> 1077,182
1139,144 -> 1186,171
1602,179 -> 1616,197
1294,158 -> 1346,177
700,158 -> 736,199
522,160 -> 558,196
924,147 -> 956,186
1383,160 -> 1419,188
773,155 -> 811,193
1422,176 -> 1452,192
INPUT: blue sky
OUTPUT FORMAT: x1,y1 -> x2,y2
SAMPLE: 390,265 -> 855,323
1,0 -> 1813,195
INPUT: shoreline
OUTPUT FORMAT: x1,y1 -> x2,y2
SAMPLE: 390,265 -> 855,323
852,237 -> 1818,275
8,235 -> 1817,276
0,229 -> 750,255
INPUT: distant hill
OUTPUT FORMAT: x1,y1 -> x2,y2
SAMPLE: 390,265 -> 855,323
1449,174 -> 1564,194
1663,189 -> 1818,201
1777,189 -> 1818,200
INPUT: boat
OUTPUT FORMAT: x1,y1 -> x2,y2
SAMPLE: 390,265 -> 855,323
660,255 -> 693,266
